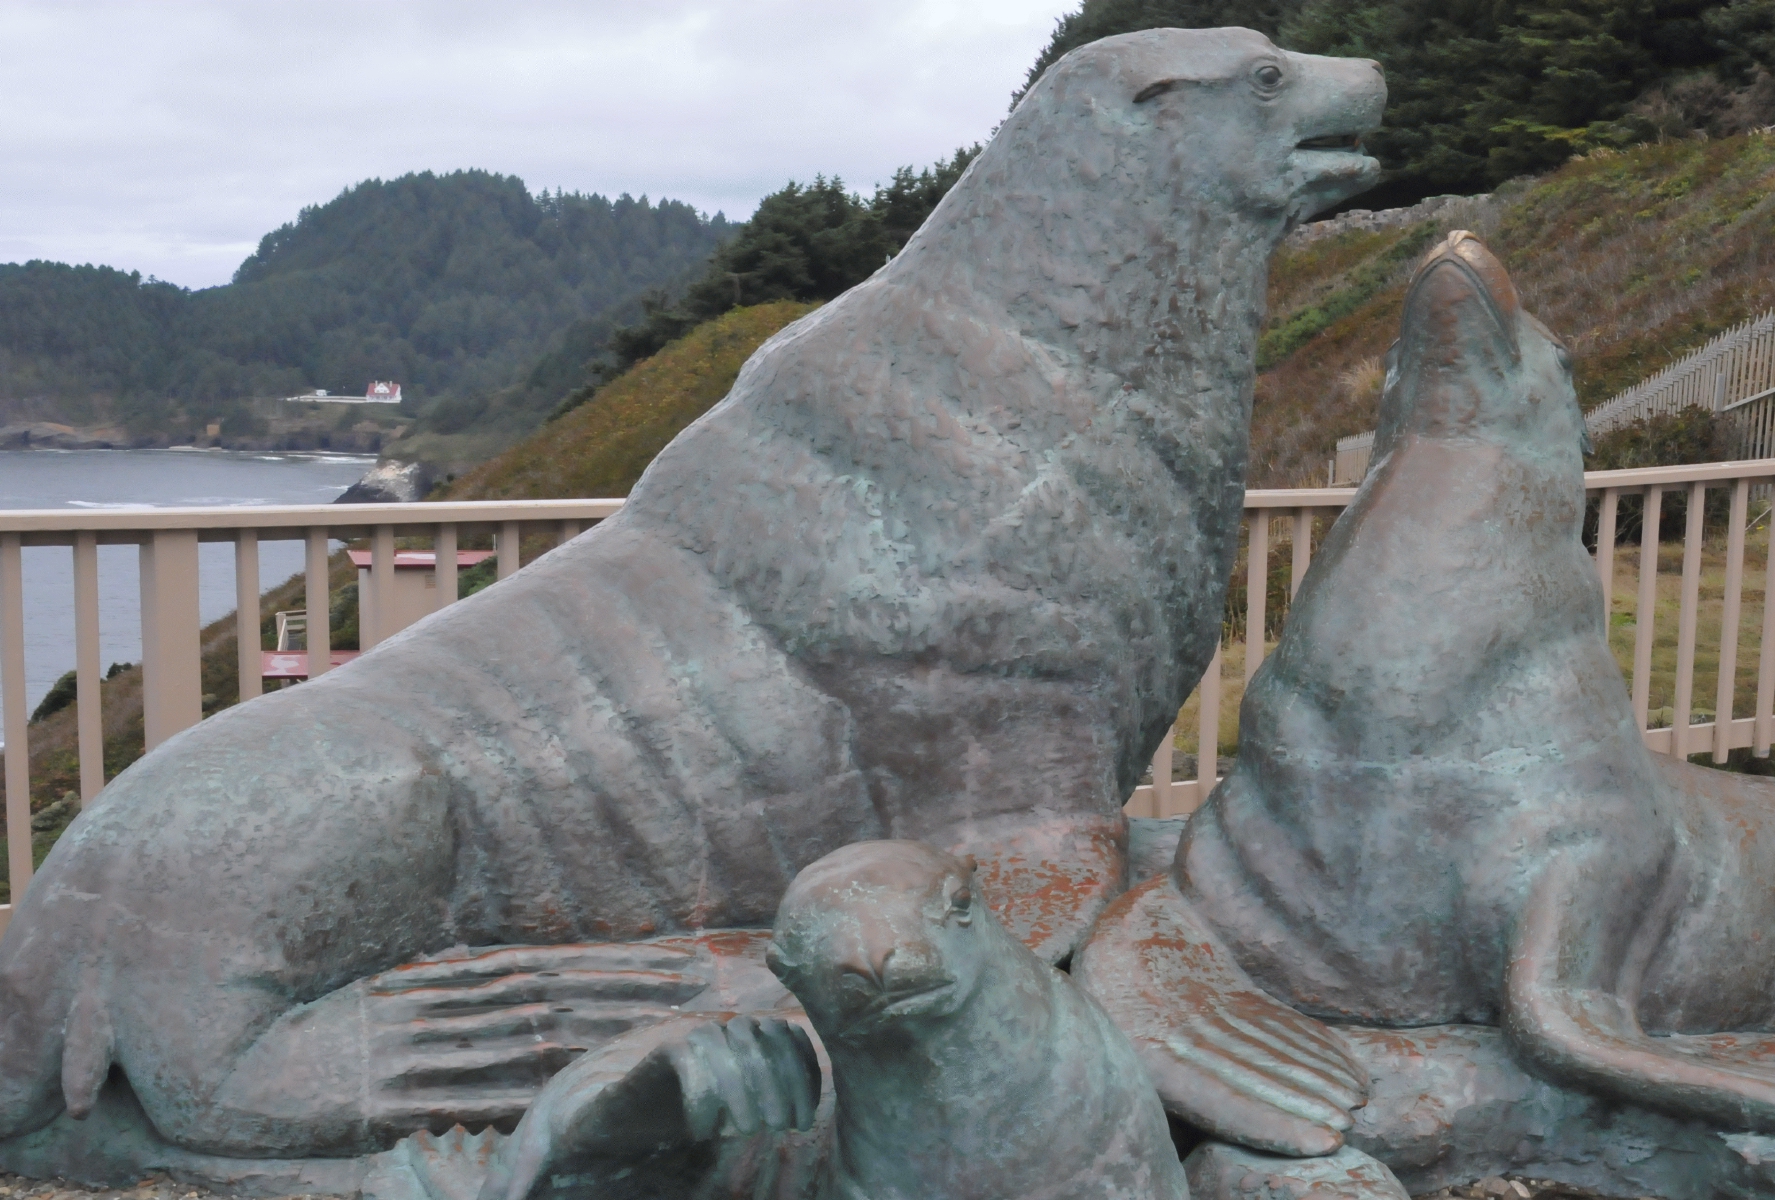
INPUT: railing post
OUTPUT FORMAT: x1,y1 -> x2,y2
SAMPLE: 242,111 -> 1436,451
1632,486 -> 1663,730
1245,512 -> 1268,684
73,532 -> 103,804
1715,479 -> 1750,763
1196,642 -> 1223,808
366,524 -> 395,650
1595,488 -> 1618,612
498,521 -> 521,580
1670,482 -> 1707,759
1290,509 -> 1312,598
558,520 -> 580,548
1,534 -> 30,901
305,528 -> 332,679
235,531 -> 261,704
435,524 -> 458,612
1756,509 -> 1775,757
139,529 -> 202,751
1149,724 -> 1172,817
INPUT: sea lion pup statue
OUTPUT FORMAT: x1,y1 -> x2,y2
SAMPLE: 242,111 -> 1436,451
0,27 -> 1385,1170
1076,232 -> 1775,1197
470,841 -> 1187,1200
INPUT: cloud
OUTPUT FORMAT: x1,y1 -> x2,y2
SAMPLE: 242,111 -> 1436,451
0,0 -> 1074,288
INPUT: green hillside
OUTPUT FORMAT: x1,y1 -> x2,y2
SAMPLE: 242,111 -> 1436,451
1251,131 -> 1775,484
445,301 -> 815,501
0,171 -> 729,448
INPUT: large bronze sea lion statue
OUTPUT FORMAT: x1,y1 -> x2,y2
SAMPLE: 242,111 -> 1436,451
1078,232 -> 1775,1197
0,27 -> 1385,1168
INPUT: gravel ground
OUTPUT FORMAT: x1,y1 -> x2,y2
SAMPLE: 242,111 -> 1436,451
1,1170 -> 1667,1199
1418,1179 -> 1659,1200
0,1176 -> 339,1200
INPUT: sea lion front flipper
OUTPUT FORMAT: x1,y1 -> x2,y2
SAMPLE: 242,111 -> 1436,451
1075,876 -> 1369,1157
479,1011 -> 824,1200
1505,848 -> 1775,1130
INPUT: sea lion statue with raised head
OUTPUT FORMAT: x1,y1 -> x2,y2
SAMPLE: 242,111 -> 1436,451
1077,232 -> 1775,1197
0,28 -> 1385,1168
474,840 -> 1188,1200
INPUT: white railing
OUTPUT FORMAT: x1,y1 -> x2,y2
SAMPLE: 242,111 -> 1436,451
1127,458 -> 1775,817
7,463 -> 1775,932
1588,310 -> 1775,437
0,499 -> 620,934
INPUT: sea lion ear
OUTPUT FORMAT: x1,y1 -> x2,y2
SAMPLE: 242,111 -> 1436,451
959,854 -> 978,878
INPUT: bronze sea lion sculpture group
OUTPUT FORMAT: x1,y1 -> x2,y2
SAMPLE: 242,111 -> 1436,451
1078,232 -> 1775,1197
0,27 -> 1386,1167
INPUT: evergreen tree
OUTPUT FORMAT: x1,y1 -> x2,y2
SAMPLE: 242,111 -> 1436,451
600,149 -> 979,376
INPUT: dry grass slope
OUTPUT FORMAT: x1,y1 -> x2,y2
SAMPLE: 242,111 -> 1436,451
446,300 -> 817,501
1253,131 -> 1775,485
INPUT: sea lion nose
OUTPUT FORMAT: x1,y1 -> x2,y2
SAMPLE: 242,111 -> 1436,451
837,945 -> 894,995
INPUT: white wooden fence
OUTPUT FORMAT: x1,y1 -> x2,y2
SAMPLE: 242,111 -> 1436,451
1336,311 -> 1775,486
1587,310 -> 1775,442
1332,431 -> 1375,486
6,464 -> 1775,932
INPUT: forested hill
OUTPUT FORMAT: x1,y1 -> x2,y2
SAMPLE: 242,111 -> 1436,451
0,170 -> 728,443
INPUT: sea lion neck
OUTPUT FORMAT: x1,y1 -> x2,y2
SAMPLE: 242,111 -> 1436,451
888,139 -> 1273,405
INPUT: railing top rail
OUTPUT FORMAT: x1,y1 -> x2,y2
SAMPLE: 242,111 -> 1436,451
0,497 -> 624,536
1246,487 -> 1357,509
3,459 -> 1772,541
1581,458 -> 1775,488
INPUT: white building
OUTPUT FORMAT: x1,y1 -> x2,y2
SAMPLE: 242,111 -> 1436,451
281,382 -> 403,404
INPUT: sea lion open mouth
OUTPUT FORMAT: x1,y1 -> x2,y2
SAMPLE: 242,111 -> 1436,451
1295,133 -> 1365,152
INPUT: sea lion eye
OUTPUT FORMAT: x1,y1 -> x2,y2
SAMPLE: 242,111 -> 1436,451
949,886 -> 973,925
1253,63 -> 1284,92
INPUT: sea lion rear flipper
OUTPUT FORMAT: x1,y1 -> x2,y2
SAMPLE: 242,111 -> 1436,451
1074,876 -> 1368,1157
1506,849 -> 1775,1130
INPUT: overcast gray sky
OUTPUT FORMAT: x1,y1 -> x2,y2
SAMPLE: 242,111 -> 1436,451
0,1 -> 1077,290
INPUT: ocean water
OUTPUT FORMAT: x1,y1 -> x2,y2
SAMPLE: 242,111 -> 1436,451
0,448 -> 376,726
